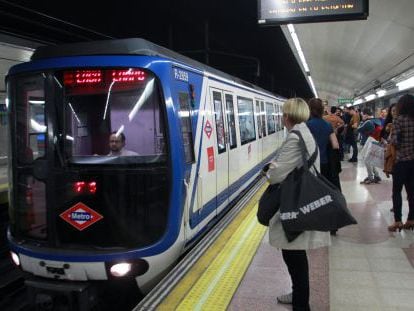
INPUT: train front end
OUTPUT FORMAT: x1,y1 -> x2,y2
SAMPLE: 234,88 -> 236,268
6,61 -> 177,308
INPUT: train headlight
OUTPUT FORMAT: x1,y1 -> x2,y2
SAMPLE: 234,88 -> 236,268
10,251 -> 20,267
105,259 -> 149,279
109,262 -> 132,277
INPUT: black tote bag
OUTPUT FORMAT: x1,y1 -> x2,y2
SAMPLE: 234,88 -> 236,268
257,136 -> 318,227
279,131 -> 357,236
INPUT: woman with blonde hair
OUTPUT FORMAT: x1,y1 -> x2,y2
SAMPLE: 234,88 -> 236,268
263,98 -> 331,310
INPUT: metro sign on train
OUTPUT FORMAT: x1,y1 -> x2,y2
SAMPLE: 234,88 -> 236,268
59,202 -> 103,231
204,120 -> 213,139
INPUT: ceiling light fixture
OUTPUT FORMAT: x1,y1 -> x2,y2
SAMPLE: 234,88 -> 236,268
376,89 -> 387,97
396,76 -> 414,91
287,24 -> 316,96
364,94 -> 376,101
308,76 -> 318,98
353,98 -> 363,105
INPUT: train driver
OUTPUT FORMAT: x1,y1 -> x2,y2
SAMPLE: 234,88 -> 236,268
108,132 -> 139,156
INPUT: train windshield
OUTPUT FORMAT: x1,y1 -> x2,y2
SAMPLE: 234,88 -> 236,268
9,68 -> 170,249
63,69 -> 166,164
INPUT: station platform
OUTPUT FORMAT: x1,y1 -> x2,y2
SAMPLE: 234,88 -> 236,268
136,156 -> 414,311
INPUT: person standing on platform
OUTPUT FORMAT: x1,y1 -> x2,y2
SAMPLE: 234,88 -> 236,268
324,106 -> 345,162
379,108 -> 388,127
388,94 -> 414,231
345,107 -> 360,162
307,99 -> 341,191
263,98 -> 331,311
323,106 -> 345,132
358,109 -> 382,184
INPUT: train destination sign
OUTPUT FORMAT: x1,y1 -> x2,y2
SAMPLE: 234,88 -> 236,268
258,0 -> 369,25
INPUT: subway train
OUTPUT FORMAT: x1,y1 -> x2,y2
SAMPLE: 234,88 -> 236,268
6,38 -> 285,309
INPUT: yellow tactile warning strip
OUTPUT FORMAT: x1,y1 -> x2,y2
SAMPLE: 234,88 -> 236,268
157,183 -> 268,311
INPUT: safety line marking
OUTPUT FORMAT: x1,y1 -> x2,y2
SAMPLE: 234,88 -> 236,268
141,181 -> 266,310
157,184 -> 267,310
187,210 -> 263,311
156,183 -> 267,310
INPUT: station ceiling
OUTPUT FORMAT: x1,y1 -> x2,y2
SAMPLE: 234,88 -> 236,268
283,0 -> 414,104
0,0 -> 413,106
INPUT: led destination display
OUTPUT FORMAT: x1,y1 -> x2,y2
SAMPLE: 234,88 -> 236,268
258,0 -> 369,25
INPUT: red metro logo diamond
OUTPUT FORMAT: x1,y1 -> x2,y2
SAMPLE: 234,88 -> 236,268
204,120 -> 213,139
60,202 -> 103,231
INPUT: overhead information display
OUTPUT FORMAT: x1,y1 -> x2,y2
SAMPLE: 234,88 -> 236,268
258,0 -> 369,25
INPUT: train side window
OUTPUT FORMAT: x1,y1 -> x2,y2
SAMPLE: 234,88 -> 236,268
178,92 -> 195,163
266,102 -> 276,134
255,101 -> 262,139
212,91 -> 226,154
261,101 -> 267,137
225,94 -> 237,149
237,97 -> 256,145
15,75 -> 46,164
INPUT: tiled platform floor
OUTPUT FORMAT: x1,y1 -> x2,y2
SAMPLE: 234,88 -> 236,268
229,155 -> 414,310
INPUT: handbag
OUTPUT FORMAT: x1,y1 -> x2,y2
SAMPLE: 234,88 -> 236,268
257,183 -> 281,226
383,143 -> 396,177
279,131 -> 357,241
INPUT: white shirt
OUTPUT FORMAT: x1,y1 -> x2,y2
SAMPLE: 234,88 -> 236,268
108,149 -> 139,156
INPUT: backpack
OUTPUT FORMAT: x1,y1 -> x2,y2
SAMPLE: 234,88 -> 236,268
369,120 -> 383,141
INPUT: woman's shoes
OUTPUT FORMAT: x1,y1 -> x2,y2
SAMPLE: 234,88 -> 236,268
277,292 -> 292,304
403,220 -> 414,230
388,220 -> 414,231
388,222 -> 403,232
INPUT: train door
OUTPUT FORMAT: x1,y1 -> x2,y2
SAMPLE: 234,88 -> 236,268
260,101 -> 267,160
224,92 -> 238,192
255,99 -> 266,161
210,88 -> 229,213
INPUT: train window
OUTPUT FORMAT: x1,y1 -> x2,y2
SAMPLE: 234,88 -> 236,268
237,97 -> 256,145
178,92 -> 195,163
213,91 -> 226,154
225,94 -> 237,149
261,101 -> 267,137
9,74 -> 48,240
255,101 -> 262,139
266,102 -> 276,134
61,68 -> 167,164
15,75 -> 46,164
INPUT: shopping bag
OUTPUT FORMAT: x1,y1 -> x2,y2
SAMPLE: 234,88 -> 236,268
279,131 -> 357,241
360,136 -> 377,160
365,141 -> 384,168
257,183 -> 281,226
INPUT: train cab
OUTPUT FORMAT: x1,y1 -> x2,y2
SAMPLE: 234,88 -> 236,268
8,66 -> 171,251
